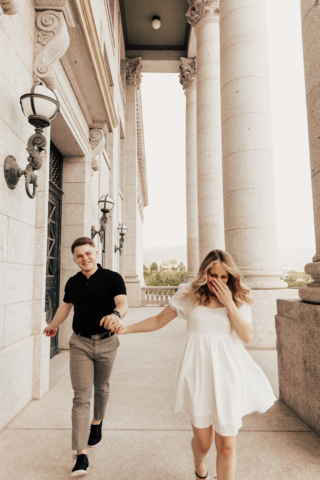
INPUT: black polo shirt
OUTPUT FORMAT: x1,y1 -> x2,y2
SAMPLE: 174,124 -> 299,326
63,264 -> 127,335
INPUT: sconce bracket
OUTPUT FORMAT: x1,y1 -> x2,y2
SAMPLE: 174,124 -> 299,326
4,155 -> 23,189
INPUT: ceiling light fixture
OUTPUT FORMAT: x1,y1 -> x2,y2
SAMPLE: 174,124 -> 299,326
152,16 -> 161,30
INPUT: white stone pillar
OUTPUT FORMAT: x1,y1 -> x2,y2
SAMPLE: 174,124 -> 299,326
179,57 -> 199,280
220,0 -> 286,289
186,1 -> 225,263
124,57 -> 143,307
298,1 -> 320,304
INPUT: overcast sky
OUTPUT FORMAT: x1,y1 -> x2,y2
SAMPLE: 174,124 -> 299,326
140,0 -> 315,251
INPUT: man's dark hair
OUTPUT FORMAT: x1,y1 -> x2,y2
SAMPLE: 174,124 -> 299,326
71,237 -> 95,254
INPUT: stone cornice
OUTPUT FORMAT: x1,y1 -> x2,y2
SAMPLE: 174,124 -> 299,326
89,128 -> 105,172
0,0 -> 18,23
73,0 -> 117,129
179,57 -> 197,90
186,0 -> 219,29
33,10 -> 70,90
126,57 -> 143,87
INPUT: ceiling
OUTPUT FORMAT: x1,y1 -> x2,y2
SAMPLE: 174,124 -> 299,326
119,0 -> 190,51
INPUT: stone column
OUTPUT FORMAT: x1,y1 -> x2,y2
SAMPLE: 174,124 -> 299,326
298,0 -> 320,304
186,1 -> 225,263
179,57 -> 199,280
219,0 -> 286,289
124,57 -> 143,307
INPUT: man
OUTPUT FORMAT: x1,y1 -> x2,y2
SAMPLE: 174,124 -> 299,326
43,237 -> 127,477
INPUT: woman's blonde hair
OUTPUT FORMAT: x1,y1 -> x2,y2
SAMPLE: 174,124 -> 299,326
185,250 -> 254,308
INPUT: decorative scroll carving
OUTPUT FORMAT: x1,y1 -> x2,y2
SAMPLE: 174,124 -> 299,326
137,186 -> 144,223
33,10 -> 70,89
126,57 -> 142,87
185,0 -> 219,28
89,128 -> 105,172
179,57 -> 197,90
0,0 -> 18,23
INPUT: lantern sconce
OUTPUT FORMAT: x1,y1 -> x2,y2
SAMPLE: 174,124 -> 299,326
91,194 -> 115,243
114,223 -> 128,255
4,83 -> 60,199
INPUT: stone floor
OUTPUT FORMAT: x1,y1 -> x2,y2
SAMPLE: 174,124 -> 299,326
1,307 -> 320,480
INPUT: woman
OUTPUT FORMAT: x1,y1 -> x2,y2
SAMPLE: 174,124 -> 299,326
114,250 -> 276,480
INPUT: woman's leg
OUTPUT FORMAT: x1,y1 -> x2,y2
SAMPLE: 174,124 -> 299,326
191,423 -> 213,478
215,432 -> 237,480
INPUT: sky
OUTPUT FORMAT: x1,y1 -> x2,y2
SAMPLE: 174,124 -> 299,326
140,0 -> 315,251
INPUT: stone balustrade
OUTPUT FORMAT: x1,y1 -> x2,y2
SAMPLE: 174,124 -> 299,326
141,286 -> 179,307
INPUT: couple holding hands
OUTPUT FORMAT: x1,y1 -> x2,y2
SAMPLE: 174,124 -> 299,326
44,236 -> 276,479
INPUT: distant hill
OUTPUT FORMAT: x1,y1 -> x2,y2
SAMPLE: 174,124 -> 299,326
143,245 -> 315,272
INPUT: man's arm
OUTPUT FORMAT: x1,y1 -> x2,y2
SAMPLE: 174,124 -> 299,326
100,294 -> 128,331
43,301 -> 73,337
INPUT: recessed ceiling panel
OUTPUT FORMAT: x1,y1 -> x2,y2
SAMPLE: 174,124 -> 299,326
121,0 -> 189,50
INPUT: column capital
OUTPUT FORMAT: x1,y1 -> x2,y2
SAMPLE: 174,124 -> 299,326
179,57 -> 197,91
186,0 -> 219,29
33,10 -> 70,89
126,57 -> 143,87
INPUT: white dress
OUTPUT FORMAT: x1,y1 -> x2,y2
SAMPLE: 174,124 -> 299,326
169,283 -> 277,436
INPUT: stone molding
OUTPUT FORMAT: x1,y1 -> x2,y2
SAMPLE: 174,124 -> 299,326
126,57 -> 143,87
0,0 -> 18,23
186,0 -> 219,28
34,0 -> 77,28
136,89 -> 148,211
89,128 -> 105,172
33,10 -> 70,89
179,57 -> 197,90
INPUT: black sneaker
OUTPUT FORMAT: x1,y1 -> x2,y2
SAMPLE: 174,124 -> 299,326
88,420 -> 103,448
71,454 -> 89,477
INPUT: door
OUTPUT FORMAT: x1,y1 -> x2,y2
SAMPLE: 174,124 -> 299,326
45,142 -> 63,358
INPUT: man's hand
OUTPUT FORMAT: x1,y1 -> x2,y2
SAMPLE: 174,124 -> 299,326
43,325 -> 58,337
100,313 -> 121,331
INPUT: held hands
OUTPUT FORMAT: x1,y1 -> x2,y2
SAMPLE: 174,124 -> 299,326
100,313 -> 123,332
210,278 -> 234,308
43,325 -> 58,337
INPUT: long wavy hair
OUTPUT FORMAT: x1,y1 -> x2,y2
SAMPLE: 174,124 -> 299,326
185,250 -> 254,308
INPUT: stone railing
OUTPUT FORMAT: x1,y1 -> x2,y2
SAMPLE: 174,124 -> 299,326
141,286 -> 179,307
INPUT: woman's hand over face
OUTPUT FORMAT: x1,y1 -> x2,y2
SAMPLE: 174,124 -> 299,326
211,278 -> 234,308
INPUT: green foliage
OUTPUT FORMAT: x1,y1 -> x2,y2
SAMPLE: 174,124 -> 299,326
282,270 -> 312,288
143,270 -> 187,286
150,262 -> 158,272
178,262 -> 186,271
143,264 -> 148,270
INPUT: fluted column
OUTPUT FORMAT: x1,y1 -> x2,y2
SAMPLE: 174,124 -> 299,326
179,57 -> 199,280
298,1 -> 320,303
220,0 -> 286,289
186,1 -> 224,263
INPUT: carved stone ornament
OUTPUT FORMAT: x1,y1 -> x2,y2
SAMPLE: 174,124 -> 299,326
137,186 -> 144,223
185,0 -> 219,28
0,0 -> 18,23
179,57 -> 197,90
33,10 -> 70,90
126,57 -> 143,87
89,129 -> 105,172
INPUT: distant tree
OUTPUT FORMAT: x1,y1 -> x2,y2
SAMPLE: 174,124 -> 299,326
168,259 -> 177,266
178,262 -> 186,271
283,270 -> 312,288
150,262 -> 158,272
143,264 -> 148,271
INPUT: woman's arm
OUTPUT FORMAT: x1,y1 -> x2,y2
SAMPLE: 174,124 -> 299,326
115,305 -> 177,334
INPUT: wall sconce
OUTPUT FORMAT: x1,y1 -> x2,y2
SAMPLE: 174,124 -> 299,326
91,194 -> 114,242
4,83 -> 60,199
114,223 -> 128,255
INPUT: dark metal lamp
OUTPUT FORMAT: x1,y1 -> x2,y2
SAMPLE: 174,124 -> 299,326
4,83 -> 60,198
114,223 -> 128,255
91,195 -> 114,242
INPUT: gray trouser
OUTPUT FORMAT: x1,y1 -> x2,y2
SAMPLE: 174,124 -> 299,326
69,332 -> 119,450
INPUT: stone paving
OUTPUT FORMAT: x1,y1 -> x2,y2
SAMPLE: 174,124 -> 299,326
1,307 -> 320,480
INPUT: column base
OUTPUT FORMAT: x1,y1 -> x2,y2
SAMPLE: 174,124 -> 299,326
241,269 -> 288,289
184,272 -> 197,282
248,289 -> 300,349
125,275 -> 141,308
299,262 -> 320,303
276,299 -> 320,438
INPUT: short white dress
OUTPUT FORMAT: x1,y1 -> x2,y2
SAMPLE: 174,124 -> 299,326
169,283 -> 276,436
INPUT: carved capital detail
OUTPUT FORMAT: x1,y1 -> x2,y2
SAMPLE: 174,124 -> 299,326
0,0 -> 18,23
185,0 -> 219,28
89,129 -> 105,172
33,10 -> 70,90
179,57 -> 197,90
126,57 -> 143,87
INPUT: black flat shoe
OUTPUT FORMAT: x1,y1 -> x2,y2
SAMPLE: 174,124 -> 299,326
88,420 -> 103,447
71,454 -> 89,477
195,471 -> 209,479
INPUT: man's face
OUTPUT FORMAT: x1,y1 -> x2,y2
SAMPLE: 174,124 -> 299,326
73,244 -> 98,273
